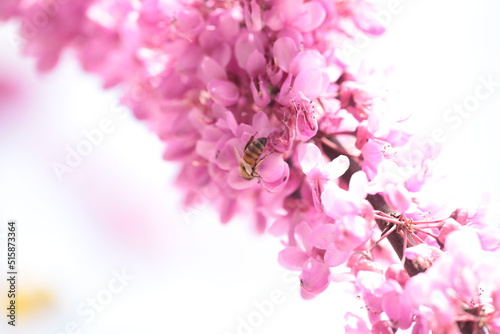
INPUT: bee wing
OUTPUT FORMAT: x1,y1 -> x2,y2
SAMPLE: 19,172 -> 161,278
233,145 -> 254,177
244,133 -> 256,151
233,146 -> 243,163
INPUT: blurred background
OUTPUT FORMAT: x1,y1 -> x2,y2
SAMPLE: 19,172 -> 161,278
0,0 -> 499,333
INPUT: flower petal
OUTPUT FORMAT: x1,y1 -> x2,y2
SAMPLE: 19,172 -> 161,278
324,155 -> 350,179
298,143 -> 322,174
300,258 -> 330,294
208,79 -> 239,106
278,247 -> 309,270
258,154 -> 286,183
246,49 -> 266,77
273,37 -> 298,72
294,67 -> 325,100
324,248 -> 350,267
349,171 -> 368,199
310,224 -> 336,250
291,1 -> 326,32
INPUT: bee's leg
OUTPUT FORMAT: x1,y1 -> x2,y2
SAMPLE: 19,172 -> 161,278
251,151 -> 274,179
254,151 -> 273,170
244,132 -> 258,150
243,161 -> 253,177
233,146 -> 243,162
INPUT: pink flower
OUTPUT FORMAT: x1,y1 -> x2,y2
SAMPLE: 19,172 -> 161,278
404,243 -> 443,270
345,312 -> 370,334
278,217 -> 333,297
402,230 -> 500,332
336,0 -> 385,36
298,142 -> 350,210
8,1 -> 500,332
299,258 -> 330,295
321,171 -> 374,246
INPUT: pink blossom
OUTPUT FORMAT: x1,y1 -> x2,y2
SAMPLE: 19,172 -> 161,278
345,312 -> 370,334
298,142 -> 350,210
322,172 -> 374,236
5,0 -> 500,332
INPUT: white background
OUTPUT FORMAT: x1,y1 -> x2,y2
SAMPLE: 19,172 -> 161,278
0,0 -> 500,333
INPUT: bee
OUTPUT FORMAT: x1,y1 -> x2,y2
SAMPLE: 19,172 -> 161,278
234,135 -> 272,180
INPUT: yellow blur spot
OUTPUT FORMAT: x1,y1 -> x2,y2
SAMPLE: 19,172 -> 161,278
5,288 -> 55,318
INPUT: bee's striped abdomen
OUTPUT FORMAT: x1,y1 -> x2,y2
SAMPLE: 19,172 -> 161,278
243,138 -> 266,164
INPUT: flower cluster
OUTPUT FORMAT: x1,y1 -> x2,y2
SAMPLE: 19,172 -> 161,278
3,0 -> 500,333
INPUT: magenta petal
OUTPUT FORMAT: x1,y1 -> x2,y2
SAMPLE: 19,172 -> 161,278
320,70 -> 330,94
199,29 -> 222,50
246,50 -> 266,77
334,215 -> 371,250
176,9 -> 205,38
291,1 -> 326,32
224,110 -> 239,135
244,0 -> 263,31
310,224 -> 336,250
227,169 -> 258,190
298,143 -> 321,174
263,6 -> 285,31
252,110 -> 271,132
324,248 -> 350,267
289,50 -> 326,76
300,259 -> 330,294
300,288 -> 318,300
353,10 -> 385,36
295,68 -> 324,100
217,10 -> 240,42
381,290 -> 401,321
295,221 -> 312,253
195,140 -> 216,162
361,141 -> 384,179
258,154 -> 285,182
162,139 -> 193,161
199,56 -> 227,83
211,42 -> 232,68
404,244 -> 441,263
476,226 -> 500,251
398,297 -> 414,329
261,162 -> 290,193
371,321 -> 394,334
276,74 -> 294,105
215,138 -> 240,170
349,171 -> 368,199
208,79 -> 239,106
382,290 -> 413,330
307,170 -> 324,211
437,219 -> 461,245
296,107 -> 318,141
278,0 -> 303,23
322,183 -> 357,218
345,312 -> 371,334
176,45 -> 204,72
268,217 -> 289,236
278,247 -> 309,270
404,274 -> 431,307
273,37 -> 298,72
324,155 -> 350,179
234,31 -> 264,70
385,183 -> 411,213
250,78 -> 271,108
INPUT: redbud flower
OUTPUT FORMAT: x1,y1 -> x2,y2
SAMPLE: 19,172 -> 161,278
5,1 -> 500,333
